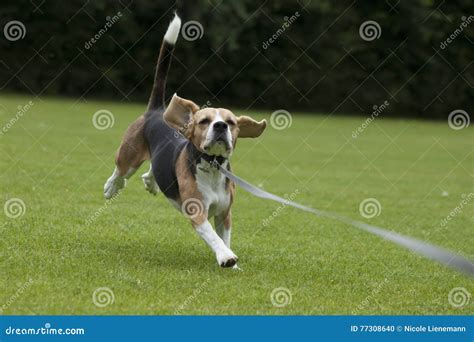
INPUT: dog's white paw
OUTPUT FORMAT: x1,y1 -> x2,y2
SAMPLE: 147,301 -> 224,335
104,175 -> 125,199
216,250 -> 238,268
141,172 -> 159,195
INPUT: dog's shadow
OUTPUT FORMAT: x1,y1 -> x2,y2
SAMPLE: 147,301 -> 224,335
90,236 -> 216,275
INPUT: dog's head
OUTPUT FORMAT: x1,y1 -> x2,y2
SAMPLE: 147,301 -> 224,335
164,94 -> 266,158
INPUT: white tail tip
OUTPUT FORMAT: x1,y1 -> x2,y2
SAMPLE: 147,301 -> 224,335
164,13 -> 181,44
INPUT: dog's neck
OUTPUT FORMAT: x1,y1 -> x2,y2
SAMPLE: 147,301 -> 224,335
186,142 -> 228,172
199,153 -> 227,166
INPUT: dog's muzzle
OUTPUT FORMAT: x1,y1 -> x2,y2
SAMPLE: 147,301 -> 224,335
204,122 -> 232,156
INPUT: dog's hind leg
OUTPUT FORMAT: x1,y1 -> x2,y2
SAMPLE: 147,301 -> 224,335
104,167 -> 135,199
141,164 -> 159,195
104,116 -> 149,199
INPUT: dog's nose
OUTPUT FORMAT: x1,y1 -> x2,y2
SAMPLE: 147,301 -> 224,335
213,121 -> 228,131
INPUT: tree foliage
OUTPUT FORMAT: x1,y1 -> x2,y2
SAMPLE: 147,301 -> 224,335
0,0 -> 472,118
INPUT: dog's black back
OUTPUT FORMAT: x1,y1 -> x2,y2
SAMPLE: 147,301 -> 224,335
144,109 -> 187,200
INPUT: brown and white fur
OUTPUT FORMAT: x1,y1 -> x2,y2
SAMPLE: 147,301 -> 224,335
103,14 -> 266,268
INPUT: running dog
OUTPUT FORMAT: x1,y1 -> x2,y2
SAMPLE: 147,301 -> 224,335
103,14 -> 266,268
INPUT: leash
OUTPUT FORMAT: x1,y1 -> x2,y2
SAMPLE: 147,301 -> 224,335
211,160 -> 474,277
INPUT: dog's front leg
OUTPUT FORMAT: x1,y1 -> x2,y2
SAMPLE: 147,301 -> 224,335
215,210 -> 232,248
192,216 -> 237,268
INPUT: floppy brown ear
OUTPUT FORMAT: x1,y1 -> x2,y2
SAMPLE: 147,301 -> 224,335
163,93 -> 199,133
237,116 -> 267,138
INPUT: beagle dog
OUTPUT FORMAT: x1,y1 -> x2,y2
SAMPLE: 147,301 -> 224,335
103,14 -> 266,268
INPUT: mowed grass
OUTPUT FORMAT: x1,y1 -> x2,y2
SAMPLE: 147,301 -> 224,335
0,93 -> 472,315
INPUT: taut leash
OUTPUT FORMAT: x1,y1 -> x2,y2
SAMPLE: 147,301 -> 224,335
212,160 -> 474,277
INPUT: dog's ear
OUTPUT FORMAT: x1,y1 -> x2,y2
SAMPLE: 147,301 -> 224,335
163,93 -> 199,134
237,116 -> 267,138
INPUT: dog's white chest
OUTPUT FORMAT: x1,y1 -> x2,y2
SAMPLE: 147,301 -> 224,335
196,162 -> 230,218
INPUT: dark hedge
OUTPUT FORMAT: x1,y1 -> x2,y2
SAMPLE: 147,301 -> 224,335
0,0 -> 472,118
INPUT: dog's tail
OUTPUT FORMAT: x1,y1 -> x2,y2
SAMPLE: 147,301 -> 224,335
147,13 -> 182,111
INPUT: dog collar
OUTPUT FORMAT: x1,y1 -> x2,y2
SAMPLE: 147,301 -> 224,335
198,154 -> 227,173
186,142 -> 227,172
200,154 -> 226,166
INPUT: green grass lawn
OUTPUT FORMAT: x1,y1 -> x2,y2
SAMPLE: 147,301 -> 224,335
1,93 -> 472,315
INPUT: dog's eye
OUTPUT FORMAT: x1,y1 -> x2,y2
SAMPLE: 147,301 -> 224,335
198,118 -> 211,125
226,120 -> 236,126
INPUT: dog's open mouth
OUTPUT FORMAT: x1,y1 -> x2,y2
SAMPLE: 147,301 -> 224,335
204,139 -> 231,156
